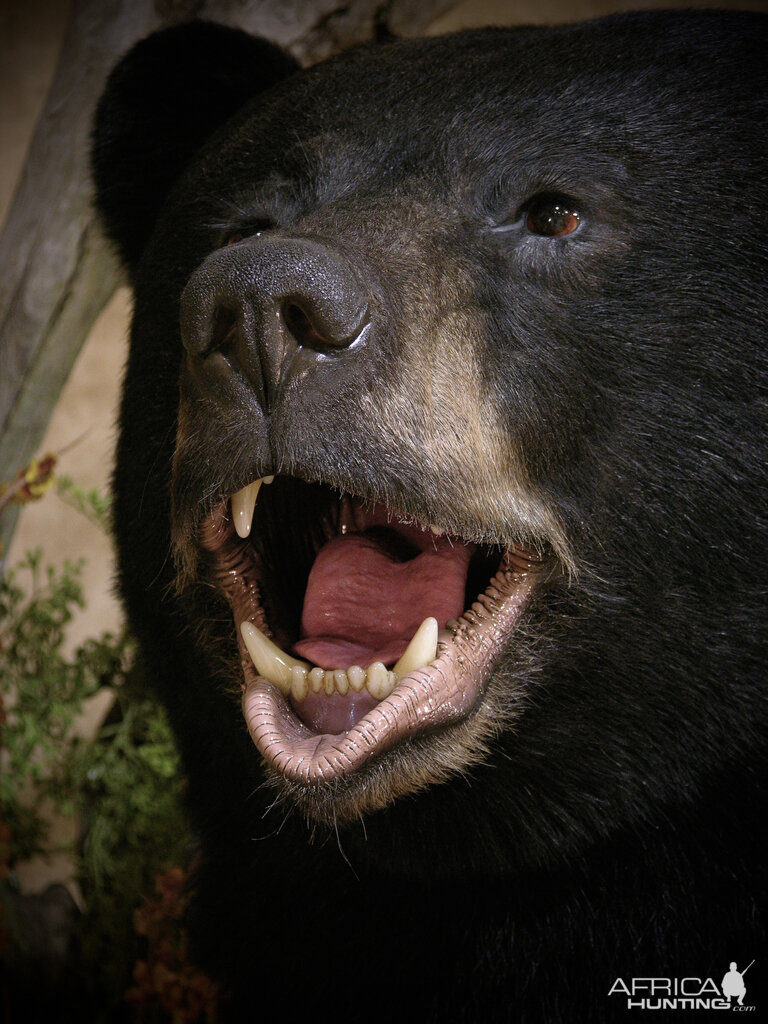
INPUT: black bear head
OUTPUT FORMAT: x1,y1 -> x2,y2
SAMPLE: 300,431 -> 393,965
93,12 -> 767,877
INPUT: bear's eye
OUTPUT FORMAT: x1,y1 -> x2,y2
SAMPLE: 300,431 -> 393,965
223,219 -> 275,246
523,194 -> 581,237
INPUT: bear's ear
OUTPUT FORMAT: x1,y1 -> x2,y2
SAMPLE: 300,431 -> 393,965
92,20 -> 300,273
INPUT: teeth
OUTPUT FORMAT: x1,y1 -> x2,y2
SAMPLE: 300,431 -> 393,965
309,667 -> 325,693
290,665 -> 308,701
232,481 -> 261,538
241,617 -> 437,704
240,622 -> 310,694
240,623 -> 401,703
392,617 -> 438,679
347,665 -> 366,692
366,662 -> 391,700
231,476 -> 275,539
429,524 -> 445,536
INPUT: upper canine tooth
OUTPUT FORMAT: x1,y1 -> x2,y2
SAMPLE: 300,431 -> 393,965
232,480 -> 263,538
393,617 -> 438,679
231,476 -> 274,538
240,621 -> 309,694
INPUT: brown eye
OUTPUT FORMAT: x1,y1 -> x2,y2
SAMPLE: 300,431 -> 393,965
525,197 -> 581,237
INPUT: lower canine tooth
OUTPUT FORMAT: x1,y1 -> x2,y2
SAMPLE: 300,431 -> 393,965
393,617 -> 438,679
240,622 -> 309,694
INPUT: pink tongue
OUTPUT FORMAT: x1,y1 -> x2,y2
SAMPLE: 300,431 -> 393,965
293,529 -> 474,670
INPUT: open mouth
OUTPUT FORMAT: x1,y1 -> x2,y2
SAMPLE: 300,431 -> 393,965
199,475 -> 542,784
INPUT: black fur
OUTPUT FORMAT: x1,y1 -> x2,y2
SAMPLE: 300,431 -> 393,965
92,21 -> 299,272
93,12 -> 767,1021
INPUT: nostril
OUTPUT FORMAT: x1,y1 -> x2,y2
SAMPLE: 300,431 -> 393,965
281,300 -> 331,351
209,306 -> 238,355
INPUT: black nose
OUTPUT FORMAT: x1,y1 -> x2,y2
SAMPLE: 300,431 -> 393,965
180,235 -> 370,409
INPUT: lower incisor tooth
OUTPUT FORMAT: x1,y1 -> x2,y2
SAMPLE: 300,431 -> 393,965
310,667 -> 325,693
292,664 -> 395,700
348,666 -> 366,692
290,666 -> 308,700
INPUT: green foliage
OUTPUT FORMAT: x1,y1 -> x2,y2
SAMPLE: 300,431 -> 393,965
56,474 -> 113,534
0,548 -> 192,1015
74,653 -> 192,1008
0,549 -> 99,858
